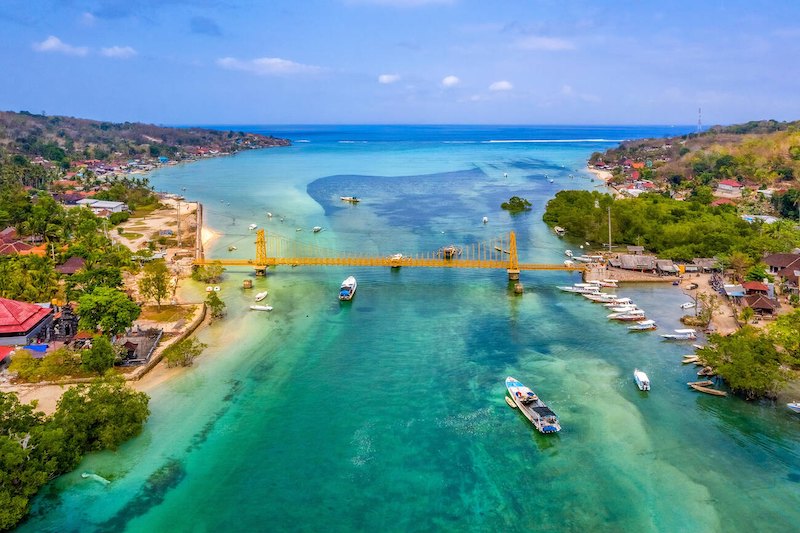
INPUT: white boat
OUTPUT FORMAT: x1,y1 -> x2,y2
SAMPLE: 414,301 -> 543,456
554,226 -> 566,237
603,297 -> 633,307
557,285 -> 600,294
788,402 -> 800,414
628,319 -> 657,331
680,302 -> 696,309
607,304 -> 638,313
583,293 -> 617,303
249,305 -> 273,312
248,223 -> 258,230
339,276 -> 357,301
505,377 -> 561,434
564,249 -> 573,258
482,216 -> 488,224
564,260 -> 575,267
661,329 -> 697,340
597,279 -> 618,288
267,212 -> 273,218
608,310 -> 646,321
254,291 -> 268,302
312,226 -> 322,233
340,196 -> 360,203
634,369 -> 651,391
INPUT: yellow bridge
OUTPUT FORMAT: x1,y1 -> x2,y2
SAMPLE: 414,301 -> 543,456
194,230 -> 584,280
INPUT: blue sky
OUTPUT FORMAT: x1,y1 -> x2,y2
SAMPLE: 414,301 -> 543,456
1,0 -> 799,125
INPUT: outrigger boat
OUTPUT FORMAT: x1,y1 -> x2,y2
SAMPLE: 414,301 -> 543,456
505,377 -> 561,434
628,319 -> 657,331
661,329 -> 697,340
340,196 -> 360,203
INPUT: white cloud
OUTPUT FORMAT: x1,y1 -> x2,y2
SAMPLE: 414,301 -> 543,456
101,46 -> 137,59
516,36 -> 575,51
216,57 -> 322,76
378,73 -> 401,84
561,84 -> 574,96
80,12 -> 96,26
441,75 -> 460,87
32,36 -> 88,56
489,80 -> 513,91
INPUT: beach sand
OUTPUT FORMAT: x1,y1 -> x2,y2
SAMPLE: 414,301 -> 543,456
587,166 -> 613,182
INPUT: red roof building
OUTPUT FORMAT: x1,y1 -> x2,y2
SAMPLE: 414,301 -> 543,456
0,297 -> 54,346
742,281 -> 769,294
719,179 -> 743,188
56,256 -> 86,275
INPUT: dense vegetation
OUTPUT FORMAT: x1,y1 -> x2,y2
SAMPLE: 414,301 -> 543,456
500,196 -> 532,213
0,110 -> 289,167
0,375 -> 149,529
698,309 -> 800,399
543,190 -> 800,261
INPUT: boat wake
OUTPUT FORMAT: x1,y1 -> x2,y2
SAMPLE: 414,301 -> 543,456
350,425 -> 375,467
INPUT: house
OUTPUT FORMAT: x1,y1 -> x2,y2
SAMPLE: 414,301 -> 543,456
0,227 -> 17,243
742,281 -> 769,295
611,254 -> 657,271
0,240 -> 33,255
716,179 -> 743,197
692,258 -> 719,272
75,199 -> 129,214
626,246 -> 645,255
763,253 -> 800,276
56,256 -> 87,275
743,294 -> 777,315
656,260 -> 679,275
0,297 -> 55,346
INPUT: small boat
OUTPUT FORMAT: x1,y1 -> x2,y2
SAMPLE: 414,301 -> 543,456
608,304 -> 638,313
482,216 -> 488,224
583,293 -> 620,303
267,212 -> 273,218
682,355 -> 700,364
228,245 -> 237,252
554,226 -> 566,237
340,196 -> 360,203
548,178 -> 554,183
254,291 -> 268,302
680,302 -> 696,309
602,297 -> 634,307
661,329 -> 697,341
672,280 -> 680,286
504,396 -> 517,409
628,319 -> 657,331
787,402 -> 800,414
687,380 -> 714,387
312,226 -> 322,233
339,276 -> 357,301
248,223 -> 258,230
601,278 -> 619,286
697,366 -> 715,377
249,305 -> 273,312
689,383 -> 727,396
505,377 -> 561,434
608,311 -> 647,321
564,260 -> 575,267
558,285 -> 600,294
564,250 -> 573,258
633,369 -> 650,391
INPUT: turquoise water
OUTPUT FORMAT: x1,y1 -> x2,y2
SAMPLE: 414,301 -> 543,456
21,126 -> 800,532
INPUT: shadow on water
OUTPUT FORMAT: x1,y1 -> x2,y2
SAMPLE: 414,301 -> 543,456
94,458 -> 186,533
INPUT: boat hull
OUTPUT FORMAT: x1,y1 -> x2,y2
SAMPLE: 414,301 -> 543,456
505,377 -> 561,434
339,276 -> 357,301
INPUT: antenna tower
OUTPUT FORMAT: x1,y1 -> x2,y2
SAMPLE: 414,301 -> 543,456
697,107 -> 702,133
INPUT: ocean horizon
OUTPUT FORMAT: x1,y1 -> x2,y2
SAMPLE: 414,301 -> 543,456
20,124 -> 800,533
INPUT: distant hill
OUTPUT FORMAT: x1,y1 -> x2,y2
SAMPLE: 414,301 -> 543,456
589,119 -> 800,189
0,110 -> 290,167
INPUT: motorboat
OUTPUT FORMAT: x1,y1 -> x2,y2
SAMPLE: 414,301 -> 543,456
558,284 -> 600,294
583,293 -> 619,303
787,402 -> 800,414
661,329 -> 697,340
228,245 -> 237,252
628,319 -> 657,331
482,216 -> 488,224
599,279 -> 618,288
505,377 -> 561,434
339,276 -> 357,301
554,226 -> 566,236
633,369 -> 650,391
312,226 -> 322,233
254,291 -> 268,302
602,297 -> 634,307
608,310 -> 646,321
607,304 -> 638,313
249,305 -> 273,312
564,249 -> 573,258
340,196 -> 360,203
680,302 -> 696,309
248,223 -> 258,230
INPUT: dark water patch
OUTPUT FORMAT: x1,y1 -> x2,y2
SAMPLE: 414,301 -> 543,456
788,472 -> 800,483
510,158 -> 567,173
95,458 -> 186,533
355,306 -> 374,313
185,379 -> 243,453
221,379 -> 243,402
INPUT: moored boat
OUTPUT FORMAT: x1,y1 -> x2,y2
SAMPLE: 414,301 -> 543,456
680,302 -> 696,309
340,196 -> 360,203
689,383 -> 727,396
254,291 -> 268,302
608,310 -> 646,321
249,305 -> 273,312
248,223 -> 258,230
628,319 -> 657,331
554,226 -> 566,236
661,328 -> 697,340
505,377 -> 561,434
339,276 -> 357,301
787,402 -> 800,414
312,226 -> 322,233
633,369 -> 650,391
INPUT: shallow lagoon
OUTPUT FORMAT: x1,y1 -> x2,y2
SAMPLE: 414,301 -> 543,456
21,126 -> 800,532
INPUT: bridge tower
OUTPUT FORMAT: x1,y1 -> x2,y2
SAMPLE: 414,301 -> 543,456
255,229 -> 268,275
507,231 -> 520,281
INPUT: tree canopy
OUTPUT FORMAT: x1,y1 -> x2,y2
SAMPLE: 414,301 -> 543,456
77,287 -> 141,335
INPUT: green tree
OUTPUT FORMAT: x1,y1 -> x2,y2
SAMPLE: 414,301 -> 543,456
699,327 -> 789,399
163,338 -> 207,368
77,287 -> 141,335
500,196 -> 532,213
192,262 -> 225,283
138,260 -> 171,310
52,374 -> 150,455
769,309 -> 800,366
206,291 -> 226,320
81,335 -> 117,373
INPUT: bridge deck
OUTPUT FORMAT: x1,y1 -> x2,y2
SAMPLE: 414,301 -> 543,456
193,257 -> 584,271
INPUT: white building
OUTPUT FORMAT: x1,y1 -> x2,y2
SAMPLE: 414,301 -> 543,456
75,199 -> 129,214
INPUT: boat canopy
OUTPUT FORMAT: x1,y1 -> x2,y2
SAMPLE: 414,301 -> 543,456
531,405 -> 557,418
674,329 -> 696,334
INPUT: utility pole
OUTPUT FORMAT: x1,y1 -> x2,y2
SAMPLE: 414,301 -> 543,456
607,206 -> 612,253
177,200 -> 181,247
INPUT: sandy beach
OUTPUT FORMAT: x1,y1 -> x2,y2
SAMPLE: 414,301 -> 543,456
587,166 -> 613,182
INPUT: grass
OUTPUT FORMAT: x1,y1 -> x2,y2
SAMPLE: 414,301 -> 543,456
139,304 -> 197,323
131,203 -> 162,217
120,232 -> 144,239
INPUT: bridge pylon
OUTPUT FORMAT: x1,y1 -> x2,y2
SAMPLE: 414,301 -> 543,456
507,231 -> 520,281
255,229 -> 267,275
